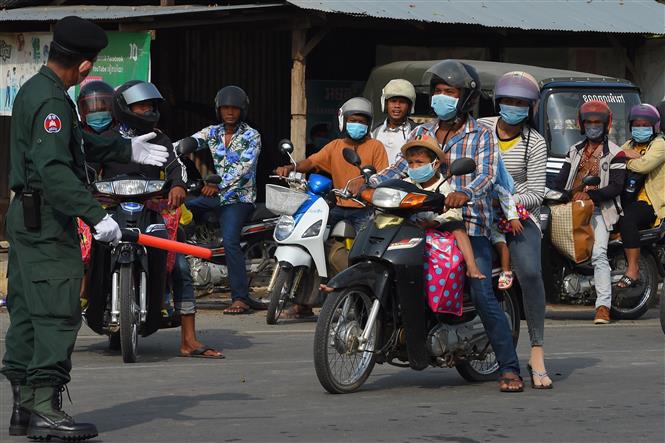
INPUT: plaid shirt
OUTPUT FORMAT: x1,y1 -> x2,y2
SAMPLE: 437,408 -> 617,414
370,117 -> 497,237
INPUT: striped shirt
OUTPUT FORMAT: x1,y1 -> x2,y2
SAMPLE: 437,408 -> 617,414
370,117 -> 497,238
478,117 -> 548,228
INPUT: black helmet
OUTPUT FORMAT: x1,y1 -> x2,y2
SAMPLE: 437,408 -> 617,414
214,85 -> 249,121
77,80 -> 114,120
423,60 -> 481,117
113,80 -> 164,134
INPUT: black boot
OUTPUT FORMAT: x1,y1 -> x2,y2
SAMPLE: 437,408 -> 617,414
26,385 -> 98,441
9,383 -> 32,436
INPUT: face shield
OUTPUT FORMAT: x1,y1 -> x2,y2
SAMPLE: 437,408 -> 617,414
121,82 -> 164,106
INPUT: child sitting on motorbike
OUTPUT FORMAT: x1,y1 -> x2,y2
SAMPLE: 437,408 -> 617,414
401,135 -> 484,279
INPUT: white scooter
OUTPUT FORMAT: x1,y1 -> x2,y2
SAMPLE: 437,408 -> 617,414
264,140 -> 369,324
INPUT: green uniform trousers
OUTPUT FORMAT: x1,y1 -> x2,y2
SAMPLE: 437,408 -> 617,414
1,200 -> 82,387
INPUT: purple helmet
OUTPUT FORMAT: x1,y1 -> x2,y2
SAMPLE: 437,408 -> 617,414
494,71 -> 540,104
628,104 -> 661,133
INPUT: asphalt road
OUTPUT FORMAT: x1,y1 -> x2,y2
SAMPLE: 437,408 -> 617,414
0,306 -> 663,443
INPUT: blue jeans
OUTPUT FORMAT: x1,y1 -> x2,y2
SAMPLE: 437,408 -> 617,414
171,253 -> 196,315
468,235 -> 520,375
506,219 -> 545,347
328,206 -> 371,234
219,203 -> 254,303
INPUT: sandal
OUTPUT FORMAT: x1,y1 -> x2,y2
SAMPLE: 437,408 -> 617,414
499,372 -> 524,393
617,274 -> 640,289
279,304 -> 316,320
527,364 -> 553,389
498,271 -> 514,290
223,301 -> 253,315
180,346 -> 225,359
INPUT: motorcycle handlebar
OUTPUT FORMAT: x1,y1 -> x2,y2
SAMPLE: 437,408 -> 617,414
120,229 -> 215,261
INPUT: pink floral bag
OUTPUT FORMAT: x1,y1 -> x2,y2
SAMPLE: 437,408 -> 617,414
424,229 -> 466,316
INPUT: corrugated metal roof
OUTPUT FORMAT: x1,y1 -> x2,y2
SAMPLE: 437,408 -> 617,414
288,0 -> 665,34
0,3 -> 283,21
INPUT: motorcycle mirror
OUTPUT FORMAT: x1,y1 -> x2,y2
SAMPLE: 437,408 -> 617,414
342,148 -> 361,168
176,137 -> 198,156
449,157 -> 476,176
278,139 -> 294,155
583,175 -> 601,187
205,174 -> 222,184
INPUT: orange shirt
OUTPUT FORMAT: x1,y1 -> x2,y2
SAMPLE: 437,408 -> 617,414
309,137 -> 388,207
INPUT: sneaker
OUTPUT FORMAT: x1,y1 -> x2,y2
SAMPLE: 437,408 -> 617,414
594,306 -> 610,324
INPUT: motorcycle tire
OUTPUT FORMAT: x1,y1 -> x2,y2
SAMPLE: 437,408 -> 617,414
119,264 -> 139,363
313,287 -> 379,394
108,332 -> 120,351
266,267 -> 294,325
610,254 -> 658,320
660,288 -> 665,335
455,286 -> 521,382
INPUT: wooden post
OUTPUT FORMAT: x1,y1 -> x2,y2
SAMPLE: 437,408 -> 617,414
291,29 -> 307,160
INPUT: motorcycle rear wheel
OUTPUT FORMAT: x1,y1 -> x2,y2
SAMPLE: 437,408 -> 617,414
266,267 -> 295,325
455,287 -> 520,382
610,254 -> 658,320
246,240 -> 278,310
660,287 -> 665,335
313,287 -> 379,394
119,264 -> 139,363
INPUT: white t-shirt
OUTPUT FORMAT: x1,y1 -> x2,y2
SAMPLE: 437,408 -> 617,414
372,119 -> 414,164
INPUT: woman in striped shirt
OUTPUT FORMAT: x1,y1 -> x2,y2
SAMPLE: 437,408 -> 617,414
479,71 -> 551,389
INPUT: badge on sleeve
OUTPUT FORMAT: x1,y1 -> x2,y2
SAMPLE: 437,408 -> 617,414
44,113 -> 62,133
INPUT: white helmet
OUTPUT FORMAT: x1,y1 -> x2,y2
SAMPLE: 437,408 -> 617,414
380,79 -> 416,114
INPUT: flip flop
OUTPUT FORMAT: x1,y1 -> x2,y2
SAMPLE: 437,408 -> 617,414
223,303 -> 253,315
179,346 -> 225,359
617,274 -> 640,289
499,372 -> 524,393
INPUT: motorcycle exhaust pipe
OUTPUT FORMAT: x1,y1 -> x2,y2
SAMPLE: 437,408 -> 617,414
120,229 -> 218,262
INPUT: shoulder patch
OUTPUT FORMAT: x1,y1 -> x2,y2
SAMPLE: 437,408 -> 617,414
44,114 -> 62,134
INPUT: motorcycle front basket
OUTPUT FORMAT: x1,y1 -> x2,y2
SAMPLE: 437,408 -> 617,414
265,184 -> 309,216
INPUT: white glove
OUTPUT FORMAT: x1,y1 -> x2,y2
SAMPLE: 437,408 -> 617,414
131,132 -> 169,167
93,214 -> 122,246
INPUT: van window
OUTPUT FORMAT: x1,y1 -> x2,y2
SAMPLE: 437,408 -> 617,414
544,90 -> 641,157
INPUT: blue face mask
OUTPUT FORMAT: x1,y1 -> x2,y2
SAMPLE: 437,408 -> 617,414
86,111 -> 112,133
346,122 -> 368,140
632,126 -> 653,143
499,104 -> 529,125
584,123 -> 605,141
431,94 -> 459,121
407,161 -> 437,183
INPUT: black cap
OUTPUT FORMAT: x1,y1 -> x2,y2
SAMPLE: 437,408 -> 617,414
52,16 -> 108,59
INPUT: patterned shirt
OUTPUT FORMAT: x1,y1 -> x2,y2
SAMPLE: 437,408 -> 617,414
370,117 -> 497,237
191,122 -> 261,205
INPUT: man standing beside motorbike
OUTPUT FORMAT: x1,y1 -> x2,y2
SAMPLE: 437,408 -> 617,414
2,16 -> 170,440
371,79 -> 417,164
369,60 -> 523,393
549,100 -> 626,324
617,104 -> 665,288
478,72 -> 552,388
187,85 -> 262,315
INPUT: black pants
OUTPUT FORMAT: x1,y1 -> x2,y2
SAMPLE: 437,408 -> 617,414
619,200 -> 656,248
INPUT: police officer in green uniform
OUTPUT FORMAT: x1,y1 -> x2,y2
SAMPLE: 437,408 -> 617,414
2,16 -> 169,441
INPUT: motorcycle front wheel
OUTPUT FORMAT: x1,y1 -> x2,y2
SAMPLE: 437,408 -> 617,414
660,287 -> 665,335
313,287 -> 379,394
118,264 -> 140,363
266,266 -> 295,325
455,286 -> 521,382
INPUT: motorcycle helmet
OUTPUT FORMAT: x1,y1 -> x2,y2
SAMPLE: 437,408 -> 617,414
578,100 -> 612,136
337,97 -> 373,133
77,80 -> 114,120
656,99 -> 665,133
380,79 -> 416,114
493,71 -> 540,106
423,60 -> 481,118
628,103 -> 661,133
113,80 -> 164,134
214,85 -> 249,121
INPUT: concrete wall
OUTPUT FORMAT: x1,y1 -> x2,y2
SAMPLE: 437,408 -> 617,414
635,38 -> 665,105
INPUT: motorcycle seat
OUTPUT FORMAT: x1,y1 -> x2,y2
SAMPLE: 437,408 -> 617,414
250,203 -> 277,222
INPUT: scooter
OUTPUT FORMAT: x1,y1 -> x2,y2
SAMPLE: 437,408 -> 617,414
541,176 -> 664,320
263,139 -> 359,324
312,150 -> 521,394
184,175 -> 279,309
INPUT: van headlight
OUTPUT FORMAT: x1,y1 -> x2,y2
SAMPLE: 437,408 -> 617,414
275,215 -> 296,241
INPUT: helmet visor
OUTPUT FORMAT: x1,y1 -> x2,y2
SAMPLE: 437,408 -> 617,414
122,82 -> 163,106
79,93 -> 113,115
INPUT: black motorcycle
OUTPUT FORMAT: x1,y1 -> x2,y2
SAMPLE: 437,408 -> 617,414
313,150 -> 521,394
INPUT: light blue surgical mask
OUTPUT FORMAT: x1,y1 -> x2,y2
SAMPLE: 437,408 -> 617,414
584,123 -> 605,141
407,161 -> 437,183
499,104 -> 529,125
632,126 -> 653,143
86,111 -> 113,133
346,122 -> 368,140
431,94 -> 459,121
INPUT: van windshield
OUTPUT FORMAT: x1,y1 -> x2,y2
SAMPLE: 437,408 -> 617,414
544,90 -> 641,157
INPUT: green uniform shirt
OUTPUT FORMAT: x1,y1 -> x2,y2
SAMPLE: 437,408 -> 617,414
9,65 -> 131,226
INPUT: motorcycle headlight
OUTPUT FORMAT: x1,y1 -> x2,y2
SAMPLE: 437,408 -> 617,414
145,180 -> 165,193
302,220 -> 323,238
112,179 -> 148,196
371,188 -> 408,208
275,215 -> 296,241
94,181 -> 114,194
